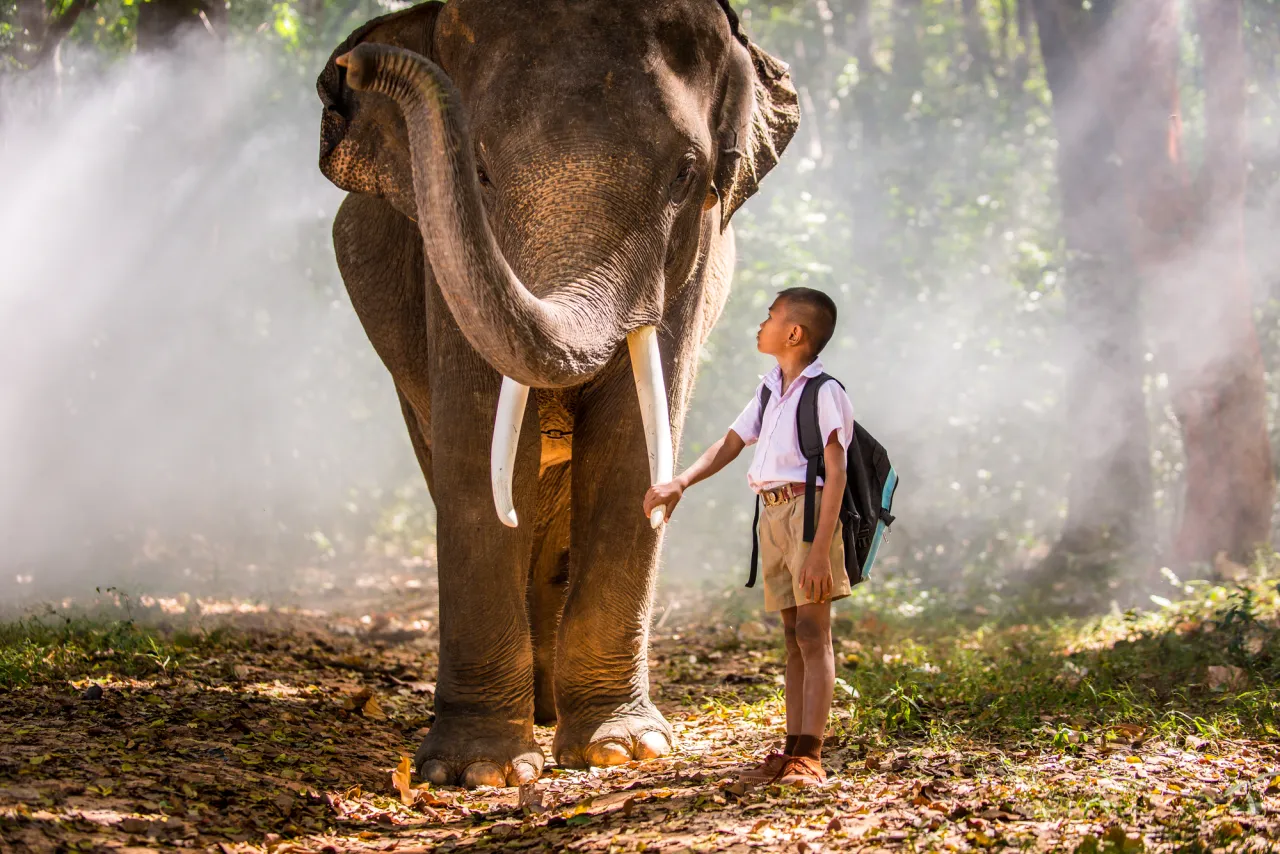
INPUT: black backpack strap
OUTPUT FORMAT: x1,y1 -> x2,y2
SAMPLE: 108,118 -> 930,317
746,493 -> 762,588
796,373 -> 838,543
746,384 -> 772,588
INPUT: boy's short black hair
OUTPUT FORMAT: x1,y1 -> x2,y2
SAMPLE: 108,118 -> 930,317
775,286 -> 838,356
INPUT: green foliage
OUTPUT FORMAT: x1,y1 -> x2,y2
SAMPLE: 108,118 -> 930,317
820,565 -> 1280,745
5,0 -> 1280,594
0,602 -> 222,688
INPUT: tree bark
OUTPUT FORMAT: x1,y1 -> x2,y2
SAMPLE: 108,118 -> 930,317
961,0 -> 993,81
842,0 -> 882,147
1102,0 -> 1272,568
4,0 -> 99,70
136,0 -> 225,53
1163,0 -> 1274,565
891,0 -> 925,96
1033,0 -> 1273,578
1010,0 -> 1032,89
1029,0 -> 1153,590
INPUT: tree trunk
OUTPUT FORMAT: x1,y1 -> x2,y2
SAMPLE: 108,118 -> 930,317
1101,0 -> 1273,568
1011,0 -> 1033,87
961,0 -> 993,81
843,0 -> 882,147
3,0 -> 98,70
891,0 -> 925,96
1029,0 -> 1153,593
1164,0 -> 1274,565
1033,0 -> 1274,577
136,0 -> 225,53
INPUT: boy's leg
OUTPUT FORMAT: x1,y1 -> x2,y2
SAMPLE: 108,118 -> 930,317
793,600 -> 834,755
780,606 -> 803,753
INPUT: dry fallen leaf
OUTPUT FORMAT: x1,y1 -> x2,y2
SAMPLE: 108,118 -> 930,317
362,695 -> 387,720
1110,722 -> 1146,740
519,781 -> 545,814
392,754 -> 414,806
344,687 -> 373,711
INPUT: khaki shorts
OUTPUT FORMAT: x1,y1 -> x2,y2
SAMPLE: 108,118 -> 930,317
758,490 -> 851,612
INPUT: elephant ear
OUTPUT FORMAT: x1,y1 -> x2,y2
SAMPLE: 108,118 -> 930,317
713,33 -> 801,232
317,1 -> 445,219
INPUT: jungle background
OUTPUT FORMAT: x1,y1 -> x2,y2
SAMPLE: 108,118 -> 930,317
5,1 -> 1280,852
4,0 -> 1280,607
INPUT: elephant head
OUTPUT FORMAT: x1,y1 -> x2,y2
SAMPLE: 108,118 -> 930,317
317,0 -> 798,523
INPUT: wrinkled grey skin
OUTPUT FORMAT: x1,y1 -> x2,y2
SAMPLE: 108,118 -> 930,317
316,0 -> 798,788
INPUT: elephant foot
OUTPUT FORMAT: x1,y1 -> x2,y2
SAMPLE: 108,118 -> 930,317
553,698 -> 673,769
414,715 -> 543,789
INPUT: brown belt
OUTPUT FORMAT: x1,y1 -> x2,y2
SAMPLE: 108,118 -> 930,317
760,483 -> 821,507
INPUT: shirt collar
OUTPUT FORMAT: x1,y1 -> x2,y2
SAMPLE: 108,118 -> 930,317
762,358 -> 825,394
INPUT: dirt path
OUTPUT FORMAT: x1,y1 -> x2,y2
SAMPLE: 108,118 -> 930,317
3,574 -> 1279,852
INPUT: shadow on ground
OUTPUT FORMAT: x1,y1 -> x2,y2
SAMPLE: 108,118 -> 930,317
3,569 -> 1280,852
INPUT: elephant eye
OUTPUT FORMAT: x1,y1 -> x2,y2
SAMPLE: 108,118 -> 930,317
669,157 -> 697,205
477,164 -> 492,188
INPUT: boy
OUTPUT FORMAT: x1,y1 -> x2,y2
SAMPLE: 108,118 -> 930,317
644,286 -> 855,787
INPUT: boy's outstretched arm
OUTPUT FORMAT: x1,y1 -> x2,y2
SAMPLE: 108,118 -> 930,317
643,430 -> 747,521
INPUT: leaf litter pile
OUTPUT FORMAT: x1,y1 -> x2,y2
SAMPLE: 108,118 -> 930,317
4,567 -> 1280,852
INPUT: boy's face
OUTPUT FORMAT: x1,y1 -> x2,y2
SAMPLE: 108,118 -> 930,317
756,298 -> 801,357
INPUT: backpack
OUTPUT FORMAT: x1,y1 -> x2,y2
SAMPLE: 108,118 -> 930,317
746,373 -> 899,589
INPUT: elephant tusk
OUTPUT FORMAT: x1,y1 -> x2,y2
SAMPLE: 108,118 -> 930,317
627,326 -> 674,529
491,377 -> 530,527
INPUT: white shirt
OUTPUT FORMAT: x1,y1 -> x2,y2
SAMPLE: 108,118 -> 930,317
728,359 -> 857,493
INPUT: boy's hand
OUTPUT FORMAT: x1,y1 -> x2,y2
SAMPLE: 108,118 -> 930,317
798,551 -> 833,603
644,481 -> 684,521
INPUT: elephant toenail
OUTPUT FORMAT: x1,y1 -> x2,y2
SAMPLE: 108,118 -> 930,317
461,761 -> 507,788
635,730 -> 671,760
584,739 -> 632,767
421,760 -> 452,786
511,760 -> 539,786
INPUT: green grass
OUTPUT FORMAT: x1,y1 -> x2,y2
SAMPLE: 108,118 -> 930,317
820,569 -> 1280,746
0,602 -> 231,689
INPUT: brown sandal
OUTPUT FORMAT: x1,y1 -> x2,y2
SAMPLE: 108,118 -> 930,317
738,751 -> 789,783
769,755 -> 827,787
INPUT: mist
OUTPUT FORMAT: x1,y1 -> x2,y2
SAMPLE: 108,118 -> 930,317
0,41 -> 422,607
3,2 -> 1279,614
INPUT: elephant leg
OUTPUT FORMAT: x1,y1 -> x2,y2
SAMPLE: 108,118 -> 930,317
529,462 -> 570,725
413,287 -> 545,789
396,386 -> 434,494
552,355 -> 679,769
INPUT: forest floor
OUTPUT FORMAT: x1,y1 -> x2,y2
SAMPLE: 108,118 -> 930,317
3,564 -> 1280,853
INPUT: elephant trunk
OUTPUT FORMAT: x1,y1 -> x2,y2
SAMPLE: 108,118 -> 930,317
338,44 -> 674,528
336,43 -> 642,389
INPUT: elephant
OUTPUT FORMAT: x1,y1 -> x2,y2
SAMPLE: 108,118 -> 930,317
316,0 -> 799,788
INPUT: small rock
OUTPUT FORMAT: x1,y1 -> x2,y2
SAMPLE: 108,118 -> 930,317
82,684 -> 104,701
